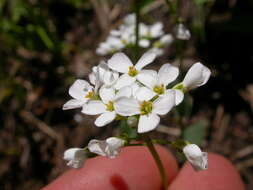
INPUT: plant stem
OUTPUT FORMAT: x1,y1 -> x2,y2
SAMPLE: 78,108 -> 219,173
143,135 -> 168,190
134,0 -> 140,61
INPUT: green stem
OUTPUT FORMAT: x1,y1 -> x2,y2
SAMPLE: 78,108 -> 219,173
144,135 -> 168,190
134,0 -> 140,61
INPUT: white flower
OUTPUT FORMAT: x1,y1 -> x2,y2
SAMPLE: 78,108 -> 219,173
174,23 -> 191,40
63,148 -> 86,169
88,137 -> 125,158
108,52 -> 156,89
183,62 -> 211,90
137,63 -> 179,96
82,86 -> 132,127
62,79 -> 94,110
114,89 -> 175,133
183,144 -> 208,171
174,62 -> 211,105
89,62 -> 119,87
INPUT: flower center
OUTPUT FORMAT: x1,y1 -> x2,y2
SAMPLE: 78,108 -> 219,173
153,84 -> 165,95
106,101 -> 114,111
128,66 -> 138,77
140,101 -> 153,115
85,91 -> 94,99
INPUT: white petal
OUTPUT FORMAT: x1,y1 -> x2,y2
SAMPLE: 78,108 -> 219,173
174,89 -> 184,105
158,64 -> 179,86
88,140 -> 107,156
105,137 -> 125,158
108,52 -> 133,73
137,69 -> 158,89
95,111 -> 116,127
81,100 -> 106,115
114,97 -> 140,116
114,74 -> 136,90
107,36 -> 124,49
103,70 -> 119,86
160,34 -> 173,45
135,87 -> 156,101
88,137 -> 124,158
139,23 -> 149,36
150,22 -> 164,38
153,90 -> 175,115
124,14 -> 136,25
139,39 -> 150,48
114,86 -> 132,100
69,79 -> 93,100
130,82 -> 142,97
89,72 -> 96,85
183,144 -> 208,171
99,86 -> 115,104
138,114 -> 160,133
183,62 -> 211,90
135,51 -> 156,71
106,137 -> 125,150
149,47 -> 164,56
62,99 -> 86,110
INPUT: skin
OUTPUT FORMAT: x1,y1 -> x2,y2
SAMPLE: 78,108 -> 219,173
43,146 -> 245,190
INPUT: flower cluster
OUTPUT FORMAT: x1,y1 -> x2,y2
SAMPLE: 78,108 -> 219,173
63,51 -> 211,133
96,14 -> 173,56
62,51 -> 210,169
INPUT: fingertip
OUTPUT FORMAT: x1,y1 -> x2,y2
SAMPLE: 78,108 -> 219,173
43,146 -> 178,190
169,152 -> 245,190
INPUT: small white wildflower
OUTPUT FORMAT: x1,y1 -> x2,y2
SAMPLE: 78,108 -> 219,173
82,86 -> 132,127
88,137 -> 125,158
108,51 -> 156,89
183,144 -> 208,171
137,63 -> 179,96
63,148 -> 86,169
62,79 -> 94,110
114,89 -> 175,133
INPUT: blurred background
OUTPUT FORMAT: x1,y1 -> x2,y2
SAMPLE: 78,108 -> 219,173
0,0 -> 253,189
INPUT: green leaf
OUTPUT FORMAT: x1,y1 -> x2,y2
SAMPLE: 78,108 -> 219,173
183,120 -> 208,145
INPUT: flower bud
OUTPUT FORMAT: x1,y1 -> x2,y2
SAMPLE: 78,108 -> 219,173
183,144 -> 208,171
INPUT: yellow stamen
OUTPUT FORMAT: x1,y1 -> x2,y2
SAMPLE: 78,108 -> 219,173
140,101 -> 153,115
128,66 -> 138,77
85,91 -> 94,99
106,101 -> 114,111
153,84 -> 165,95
